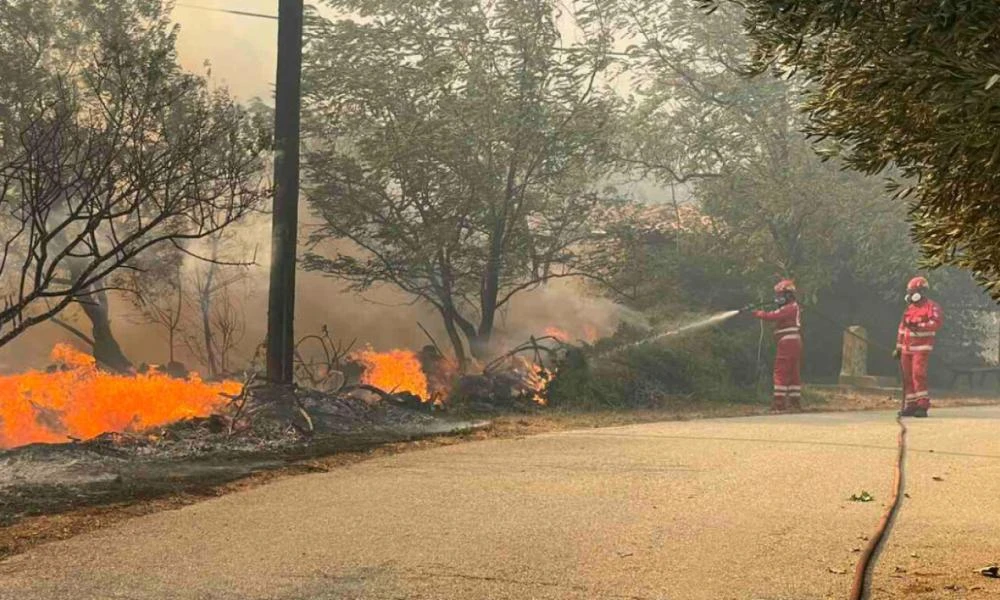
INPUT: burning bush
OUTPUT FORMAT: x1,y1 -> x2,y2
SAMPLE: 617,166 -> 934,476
355,348 -> 430,400
342,341 -> 554,411
447,355 -> 553,411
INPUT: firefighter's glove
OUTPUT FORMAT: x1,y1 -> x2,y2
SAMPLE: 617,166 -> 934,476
892,348 -> 901,360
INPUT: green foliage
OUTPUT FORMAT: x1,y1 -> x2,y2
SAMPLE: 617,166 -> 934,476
715,0 -> 1000,298
611,1 -> 914,297
546,322 -> 763,408
603,2 -> 992,381
542,353 -> 626,410
809,265 -> 992,381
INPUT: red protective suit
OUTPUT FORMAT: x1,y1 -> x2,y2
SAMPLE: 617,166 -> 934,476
754,302 -> 802,411
896,299 -> 943,411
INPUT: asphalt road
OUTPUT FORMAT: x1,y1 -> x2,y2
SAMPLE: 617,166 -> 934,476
2,407 -> 999,600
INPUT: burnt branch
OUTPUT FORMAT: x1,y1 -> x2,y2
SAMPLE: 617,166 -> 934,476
49,316 -> 96,348
293,326 -> 355,391
484,335 -> 566,374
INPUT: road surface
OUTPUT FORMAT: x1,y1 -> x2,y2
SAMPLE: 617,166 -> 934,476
2,407 -> 999,599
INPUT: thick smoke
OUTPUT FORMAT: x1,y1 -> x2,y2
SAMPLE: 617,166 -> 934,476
0,206 -> 625,373
0,1 -> 627,373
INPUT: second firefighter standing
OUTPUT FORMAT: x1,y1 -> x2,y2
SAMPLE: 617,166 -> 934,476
894,276 -> 942,418
753,279 -> 802,412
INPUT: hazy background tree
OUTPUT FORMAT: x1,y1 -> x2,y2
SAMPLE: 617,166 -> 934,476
121,228 -> 252,377
126,249 -> 186,365
714,0 -> 1000,296
0,0 -> 270,369
606,0 -> 991,382
181,231 -> 252,377
301,0 -> 628,365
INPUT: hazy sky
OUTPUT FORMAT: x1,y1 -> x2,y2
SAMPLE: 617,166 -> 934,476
172,1 -> 285,101
169,1 -> 593,102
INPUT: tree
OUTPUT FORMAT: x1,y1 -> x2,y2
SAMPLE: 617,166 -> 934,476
301,0 -> 626,365
612,1 -> 900,294
182,233 -> 251,377
0,0 -> 270,367
123,231 -> 252,376
126,248 -> 186,364
182,273 -> 248,377
606,1 -> 990,380
707,0 -> 1000,297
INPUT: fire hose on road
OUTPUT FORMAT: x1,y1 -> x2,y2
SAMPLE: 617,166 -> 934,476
589,302 -> 912,599
802,306 -> 909,600
850,412 -> 907,600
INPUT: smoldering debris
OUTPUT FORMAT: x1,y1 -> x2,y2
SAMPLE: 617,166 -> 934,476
0,382 -> 485,527
0,329 -> 575,526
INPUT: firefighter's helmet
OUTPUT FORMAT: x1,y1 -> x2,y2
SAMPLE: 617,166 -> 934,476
907,276 -> 929,291
774,279 -> 796,294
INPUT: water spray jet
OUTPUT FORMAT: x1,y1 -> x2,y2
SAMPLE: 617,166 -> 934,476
593,310 -> 743,360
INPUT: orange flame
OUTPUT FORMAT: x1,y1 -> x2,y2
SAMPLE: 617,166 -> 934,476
527,363 -> 551,405
0,344 -> 240,449
492,356 -> 550,405
543,326 -> 571,342
543,325 -> 601,344
355,348 -> 429,400
426,358 -> 459,404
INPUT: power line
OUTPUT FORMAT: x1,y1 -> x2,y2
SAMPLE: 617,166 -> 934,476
175,4 -> 638,59
175,3 -> 278,21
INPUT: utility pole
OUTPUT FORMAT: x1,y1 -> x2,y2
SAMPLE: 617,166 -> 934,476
266,0 -> 304,384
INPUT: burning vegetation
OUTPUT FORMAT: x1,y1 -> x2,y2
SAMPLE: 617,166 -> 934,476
0,345 -> 240,449
0,333 -> 571,451
0,333 -> 567,528
348,344 -> 555,410
355,348 -> 430,401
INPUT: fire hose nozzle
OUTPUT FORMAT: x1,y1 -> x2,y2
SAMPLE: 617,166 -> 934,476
739,302 -> 768,314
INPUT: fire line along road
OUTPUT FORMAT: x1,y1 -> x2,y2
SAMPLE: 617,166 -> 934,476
2,408 -> 1000,600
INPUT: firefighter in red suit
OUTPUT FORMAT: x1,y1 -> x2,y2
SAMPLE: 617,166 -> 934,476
893,276 -> 942,418
753,280 -> 802,412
